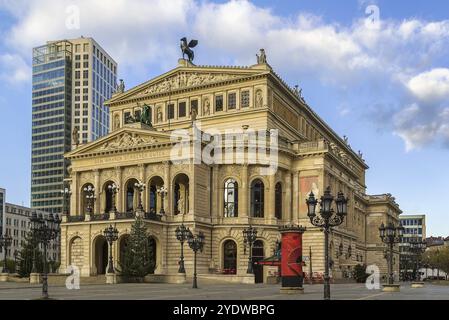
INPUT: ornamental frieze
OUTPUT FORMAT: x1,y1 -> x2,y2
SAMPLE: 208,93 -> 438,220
99,132 -> 158,151
134,72 -> 243,98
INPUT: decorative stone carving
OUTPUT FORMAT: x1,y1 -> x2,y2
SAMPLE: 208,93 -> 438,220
99,132 -> 157,150
203,98 -> 210,116
113,114 -> 120,130
134,72 -> 242,98
156,107 -> 163,123
255,89 -> 263,108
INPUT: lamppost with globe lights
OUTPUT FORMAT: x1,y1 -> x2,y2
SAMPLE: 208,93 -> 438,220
84,185 -> 96,214
243,226 -> 258,274
29,212 -> 61,299
108,183 -> 119,213
61,187 -> 72,216
187,230 -> 205,289
157,186 -> 168,215
306,186 -> 348,300
379,222 -> 404,287
0,234 -> 12,273
134,181 -> 146,212
103,225 -> 119,274
175,224 -> 190,273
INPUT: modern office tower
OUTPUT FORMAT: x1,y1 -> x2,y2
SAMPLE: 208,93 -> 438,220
31,37 -> 117,215
400,214 -> 426,242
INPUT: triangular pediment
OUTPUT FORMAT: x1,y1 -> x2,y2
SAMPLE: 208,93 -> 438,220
66,126 -> 175,158
107,62 -> 270,105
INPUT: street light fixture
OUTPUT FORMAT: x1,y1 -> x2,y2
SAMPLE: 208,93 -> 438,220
0,234 -> 12,273
409,237 -> 426,282
175,224 -> 190,274
306,186 -> 348,300
243,226 -> 258,274
157,186 -> 168,215
187,230 -> 205,289
29,212 -> 61,299
134,181 -> 146,212
84,185 -> 96,214
103,225 -> 119,274
108,183 -> 120,213
379,221 -> 404,286
60,187 -> 72,216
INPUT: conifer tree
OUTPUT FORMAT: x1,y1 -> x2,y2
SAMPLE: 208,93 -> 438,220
18,230 -> 43,277
119,216 -> 154,278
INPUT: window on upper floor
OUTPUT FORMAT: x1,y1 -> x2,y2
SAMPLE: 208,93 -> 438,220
178,102 -> 187,117
168,104 -> 175,120
228,93 -> 236,110
215,95 -> 223,112
241,90 -> 250,108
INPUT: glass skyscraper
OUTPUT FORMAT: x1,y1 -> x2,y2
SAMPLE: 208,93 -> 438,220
31,38 -> 117,214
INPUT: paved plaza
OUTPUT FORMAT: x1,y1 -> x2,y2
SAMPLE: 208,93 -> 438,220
0,281 -> 448,300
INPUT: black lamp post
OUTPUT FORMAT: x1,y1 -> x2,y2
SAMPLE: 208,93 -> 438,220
29,212 -> 61,300
0,234 -> 12,273
61,187 -> 72,216
409,237 -> 426,282
379,221 -> 404,285
134,181 -> 146,212
157,186 -> 168,215
108,183 -> 119,213
84,185 -> 96,214
175,224 -> 190,273
243,226 -> 258,274
306,186 -> 348,300
103,225 -> 119,274
187,230 -> 205,289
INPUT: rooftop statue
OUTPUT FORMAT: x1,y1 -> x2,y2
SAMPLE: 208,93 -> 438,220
140,104 -> 152,126
180,37 -> 198,62
116,79 -> 125,93
256,48 -> 267,64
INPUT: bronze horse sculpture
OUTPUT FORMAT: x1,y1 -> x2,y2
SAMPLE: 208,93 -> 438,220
180,37 -> 198,62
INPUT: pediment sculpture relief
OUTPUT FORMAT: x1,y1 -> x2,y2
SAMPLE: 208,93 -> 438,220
99,132 -> 158,150
135,72 -> 242,97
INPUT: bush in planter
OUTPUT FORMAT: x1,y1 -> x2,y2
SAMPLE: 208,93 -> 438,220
118,216 -> 154,281
353,264 -> 369,283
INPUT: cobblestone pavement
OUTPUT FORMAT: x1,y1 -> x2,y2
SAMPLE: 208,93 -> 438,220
0,281 -> 448,300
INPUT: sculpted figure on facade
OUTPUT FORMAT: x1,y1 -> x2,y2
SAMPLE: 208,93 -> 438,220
157,107 -> 163,123
113,114 -> 120,130
255,90 -> 263,108
203,98 -> 210,115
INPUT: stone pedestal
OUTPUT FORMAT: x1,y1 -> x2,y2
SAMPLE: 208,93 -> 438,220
106,273 -> 118,284
382,284 -> 400,292
411,282 -> 425,288
280,287 -> 304,294
0,273 -> 9,282
30,273 -> 42,284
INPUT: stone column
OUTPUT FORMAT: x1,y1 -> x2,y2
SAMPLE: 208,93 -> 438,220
71,171 -> 79,216
212,165 -> 219,218
94,169 -> 100,215
139,164 -> 146,212
292,172 -> 299,223
163,161 -> 171,215
239,163 -> 249,217
189,162 -> 195,215
284,172 -> 292,222
268,173 -> 276,222
115,167 -> 123,212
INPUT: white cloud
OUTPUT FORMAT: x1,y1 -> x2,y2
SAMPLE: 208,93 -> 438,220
406,68 -> 449,103
0,53 -> 30,84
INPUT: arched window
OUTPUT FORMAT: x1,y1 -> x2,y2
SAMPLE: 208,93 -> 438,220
223,240 -> 237,274
275,182 -> 282,219
125,179 -> 138,213
103,181 -> 115,213
148,176 -> 164,214
250,179 -> 264,218
224,179 -> 238,217
173,174 -> 189,215
81,183 -> 94,214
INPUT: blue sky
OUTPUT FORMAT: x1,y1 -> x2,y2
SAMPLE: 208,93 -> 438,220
0,0 -> 448,236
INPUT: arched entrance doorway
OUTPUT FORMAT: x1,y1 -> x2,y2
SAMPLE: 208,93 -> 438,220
252,240 -> 264,283
223,240 -> 237,274
148,237 -> 157,274
94,235 -> 108,275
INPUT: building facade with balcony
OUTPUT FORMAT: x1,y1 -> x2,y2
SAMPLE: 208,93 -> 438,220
59,52 -> 402,283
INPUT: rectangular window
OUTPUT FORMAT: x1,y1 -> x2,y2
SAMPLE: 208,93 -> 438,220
228,92 -> 236,109
178,102 -> 186,117
241,90 -> 250,108
168,104 -> 175,120
215,95 -> 223,112
191,99 -> 198,116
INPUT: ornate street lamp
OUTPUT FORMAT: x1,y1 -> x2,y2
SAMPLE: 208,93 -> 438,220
84,185 -> 96,214
107,183 -> 119,213
175,224 -> 190,273
157,186 -> 168,215
60,187 -> 72,216
29,212 -> 61,299
0,234 -> 12,273
187,230 -> 205,289
243,226 -> 258,274
379,221 -> 404,286
103,225 -> 119,274
306,186 -> 348,300
409,237 -> 426,282
134,181 -> 146,212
